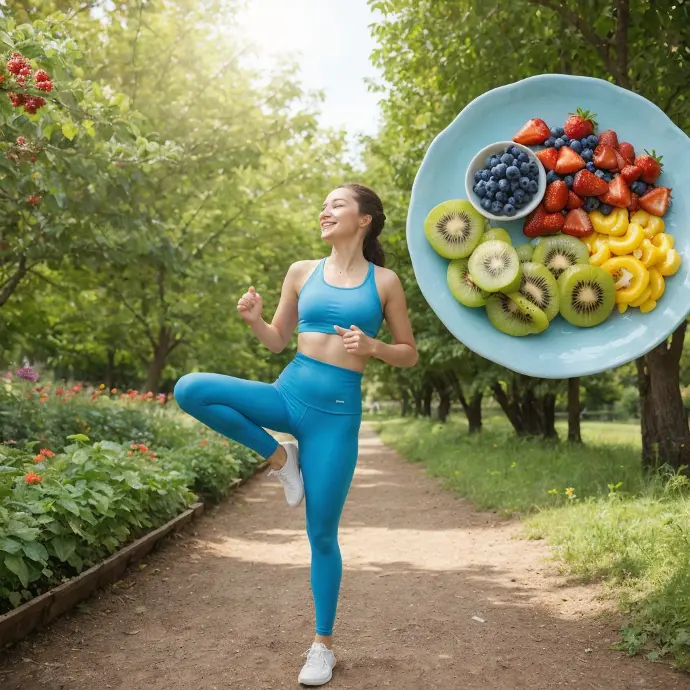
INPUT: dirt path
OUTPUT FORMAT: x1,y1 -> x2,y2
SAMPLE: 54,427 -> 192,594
2,426 -> 689,689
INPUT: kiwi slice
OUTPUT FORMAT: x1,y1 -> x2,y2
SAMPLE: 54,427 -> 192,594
468,240 -> 522,293
516,243 -> 534,263
447,258 -> 488,308
478,227 -> 512,246
532,235 -> 589,280
558,265 -> 615,328
519,262 -> 559,321
486,292 -> 549,336
424,200 -> 484,259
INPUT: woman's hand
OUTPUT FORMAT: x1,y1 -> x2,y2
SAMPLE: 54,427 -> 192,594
334,324 -> 377,357
237,286 -> 263,324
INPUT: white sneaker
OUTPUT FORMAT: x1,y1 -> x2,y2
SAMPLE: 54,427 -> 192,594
267,442 -> 304,507
298,642 -> 336,686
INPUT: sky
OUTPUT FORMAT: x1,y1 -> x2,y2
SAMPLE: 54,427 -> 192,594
236,0 -> 383,145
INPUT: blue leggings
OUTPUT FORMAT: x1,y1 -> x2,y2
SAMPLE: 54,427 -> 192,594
173,353 -> 362,636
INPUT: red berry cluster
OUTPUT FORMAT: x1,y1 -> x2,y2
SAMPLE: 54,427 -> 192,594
5,52 -> 53,115
27,194 -> 42,206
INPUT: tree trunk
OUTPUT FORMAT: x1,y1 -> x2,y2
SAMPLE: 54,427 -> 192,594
105,348 -> 116,391
422,382 -> 433,417
491,379 -> 525,435
437,382 -> 451,423
636,323 -> 690,472
144,326 -> 181,393
567,377 -> 582,443
466,391 -> 483,433
414,388 -> 423,417
0,254 -> 28,308
400,389 -> 410,417
541,392 -> 557,439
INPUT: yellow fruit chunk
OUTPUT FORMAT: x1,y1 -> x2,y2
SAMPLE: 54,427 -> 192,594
640,299 -> 657,314
648,268 -> 665,301
658,248 -> 681,277
590,207 -> 629,237
601,256 -> 650,304
589,237 -> 611,267
617,302 -> 629,314
633,239 -> 665,268
630,210 -> 650,226
583,232 -> 601,253
643,216 -> 665,239
609,222 -> 645,256
630,286 -> 652,308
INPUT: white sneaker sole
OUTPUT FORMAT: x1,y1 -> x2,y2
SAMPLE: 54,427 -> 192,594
299,667 -> 333,686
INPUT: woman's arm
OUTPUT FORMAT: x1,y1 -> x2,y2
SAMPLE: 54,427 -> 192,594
237,263 -> 304,353
334,270 -> 418,368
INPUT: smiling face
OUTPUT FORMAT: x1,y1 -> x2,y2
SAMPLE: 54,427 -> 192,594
319,187 -> 371,244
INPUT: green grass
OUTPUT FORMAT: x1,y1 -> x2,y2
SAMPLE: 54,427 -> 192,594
377,415 -> 690,669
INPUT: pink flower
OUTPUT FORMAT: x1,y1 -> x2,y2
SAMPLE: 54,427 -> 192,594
17,367 -> 39,382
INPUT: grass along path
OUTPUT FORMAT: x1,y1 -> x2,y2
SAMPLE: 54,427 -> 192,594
377,416 -> 690,670
1,425 -> 688,689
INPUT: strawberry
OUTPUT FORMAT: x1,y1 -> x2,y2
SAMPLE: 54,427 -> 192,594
522,204 -> 565,238
535,147 -> 558,171
598,175 -> 632,208
566,191 -> 584,210
620,165 -> 642,184
614,151 -> 628,173
628,192 -> 640,213
554,147 -> 585,174
513,118 -> 551,145
563,209 -> 594,237
543,180 -> 569,212
563,108 -> 597,140
618,142 -> 635,164
593,144 -> 618,170
572,169 -> 609,197
639,186 -> 671,217
634,150 -> 663,184
598,129 -> 619,149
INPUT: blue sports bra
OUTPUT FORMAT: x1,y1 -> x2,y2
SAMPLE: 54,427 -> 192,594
298,259 -> 384,338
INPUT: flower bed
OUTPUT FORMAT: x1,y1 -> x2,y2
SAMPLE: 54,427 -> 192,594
0,369 -> 262,613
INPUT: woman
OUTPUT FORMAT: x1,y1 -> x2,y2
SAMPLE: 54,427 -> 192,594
174,183 -> 417,686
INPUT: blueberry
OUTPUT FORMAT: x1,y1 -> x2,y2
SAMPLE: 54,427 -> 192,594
474,184 -> 487,198
485,189 -> 495,200
481,197 -> 492,211
520,162 -> 531,175
563,175 -> 574,189
631,181 -> 647,195
561,135 -> 570,145
528,161 -> 539,176
523,192 -> 533,204
501,153 -> 514,165
506,165 -> 520,180
480,169 -> 491,182
546,170 -> 560,184
581,148 -> 594,162
580,138 -> 589,148
495,163 -> 508,178
554,138 -> 565,149
586,161 -> 596,172
555,127 -> 564,137
527,179 -> 539,194
603,173 -> 613,183
544,137 -> 556,148
514,189 -> 526,204
584,197 -> 600,213
486,179 -> 499,192
518,152 -> 529,163
510,180 -> 520,192
474,170 -> 484,182
570,140 -> 582,153
595,169 -> 606,179
490,200 -> 503,215
498,178 -> 510,192
496,191 -> 507,203
489,155 -> 501,167
599,203 -> 613,216
508,196 -> 517,206
508,146 -> 521,158
587,135 -> 598,147
504,204 -> 516,216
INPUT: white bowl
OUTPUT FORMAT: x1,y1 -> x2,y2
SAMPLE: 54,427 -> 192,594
464,140 -> 546,222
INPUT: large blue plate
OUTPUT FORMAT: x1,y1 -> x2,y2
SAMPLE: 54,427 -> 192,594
407,74 -> 690,379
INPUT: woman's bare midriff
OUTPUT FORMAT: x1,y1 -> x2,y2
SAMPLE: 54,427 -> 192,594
297,332 -> 369,373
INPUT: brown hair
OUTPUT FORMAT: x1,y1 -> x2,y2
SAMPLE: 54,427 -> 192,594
341,182 -> 386,267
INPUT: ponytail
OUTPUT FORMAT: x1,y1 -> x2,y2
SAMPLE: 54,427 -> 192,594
341,182 -> 386,267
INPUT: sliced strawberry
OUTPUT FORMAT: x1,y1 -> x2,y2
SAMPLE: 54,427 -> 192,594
563,108 -> 597,140
513,118 -> 551,145
535,147 -> 558,171
543,180 -> 569,212
620,164 -> 642,184
572,169 -> 609,197
598,175 -> 632,208
554,146 -> 585,174
563,209 -> 594,237
634,150 -> 663,184
593,144 -> 618,170
614,151 -> 628,172
628,192 -> 640,213
598,129 -> 619,149
618,142 -> 635,164
522,204 -> 564,238
566,191 -> 584,209
639,186 -> 671,217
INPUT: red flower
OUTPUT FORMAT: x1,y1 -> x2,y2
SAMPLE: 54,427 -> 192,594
33,454 -> 43,463
200,439 -> 208,448
36,79 -> 53,93
55,387 -> 64,395
72,384 -> 82,392
138,444 -> 148,453
130,444 -> 138,450
24,472 -> 42,484
15,136 -> 26,146
127,451 -> 133,457
39,448 -> 55,459
149,452 -> 157,459
27,195 -> 41,206
34,69 -> 50,83
8,93 -> 24,108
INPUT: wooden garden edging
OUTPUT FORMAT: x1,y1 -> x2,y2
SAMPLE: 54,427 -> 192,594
0,465 -> 266,649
